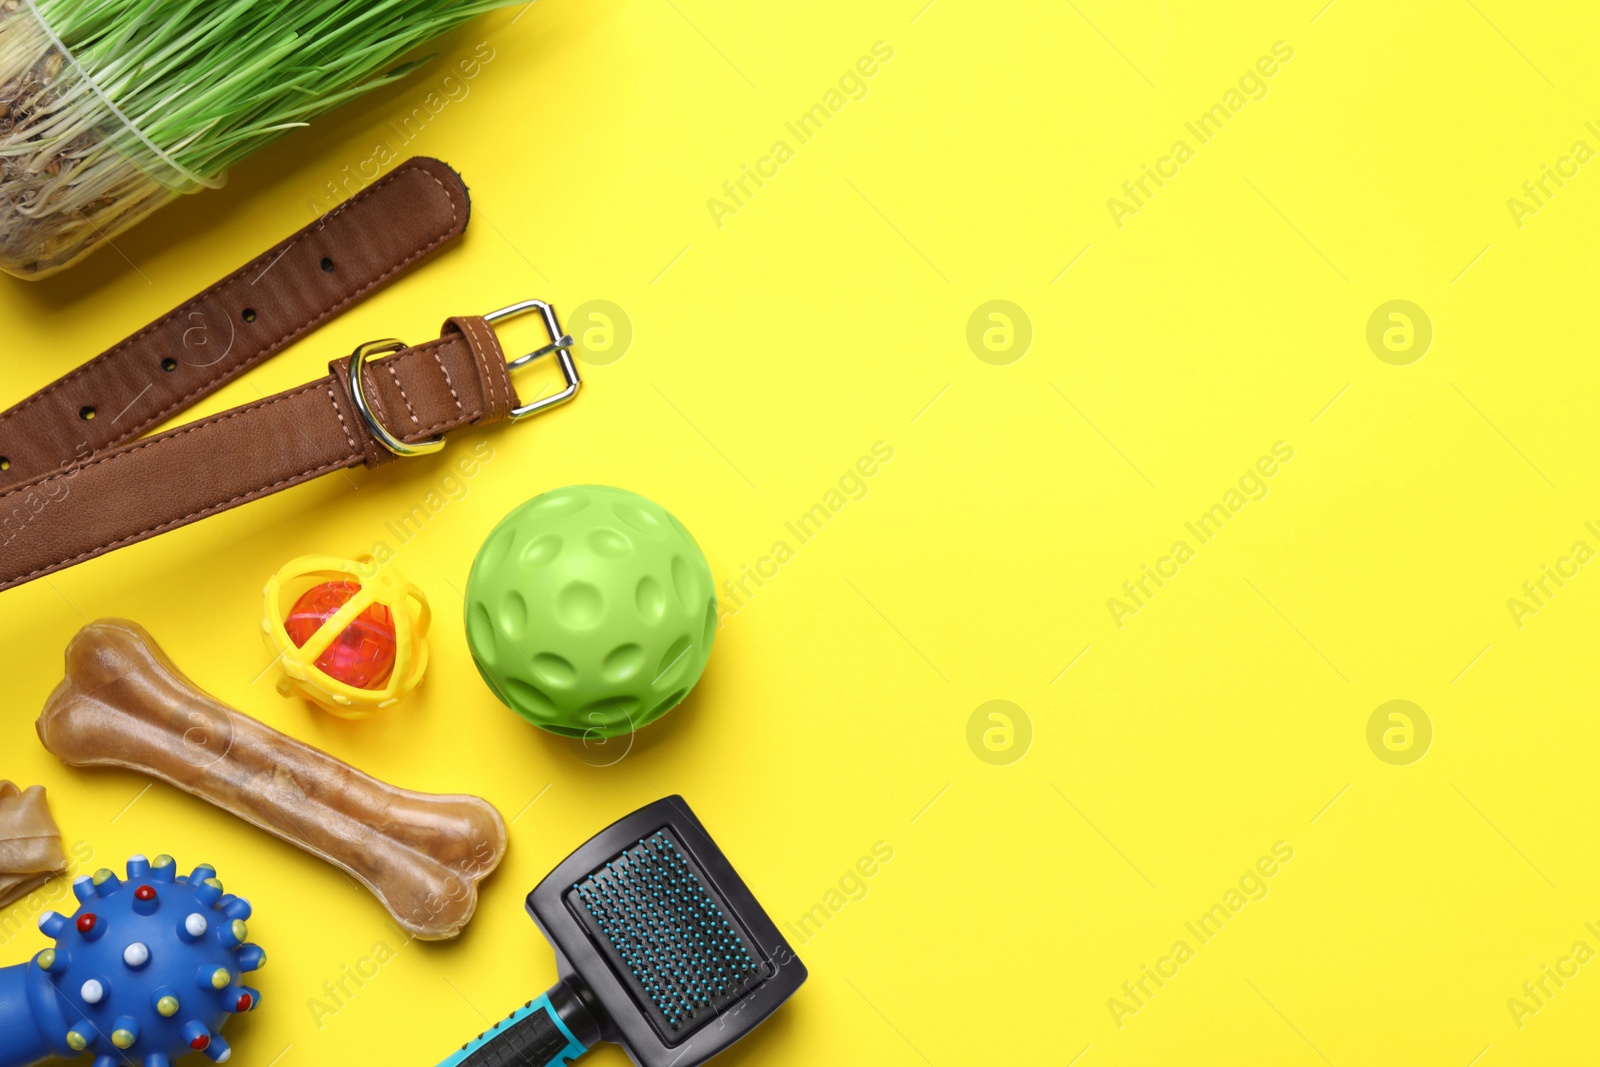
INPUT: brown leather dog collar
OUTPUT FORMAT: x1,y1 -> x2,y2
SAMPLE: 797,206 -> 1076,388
0,157 -> 579,593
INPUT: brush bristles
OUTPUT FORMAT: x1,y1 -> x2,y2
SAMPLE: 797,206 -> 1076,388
574,831 -> 761,1032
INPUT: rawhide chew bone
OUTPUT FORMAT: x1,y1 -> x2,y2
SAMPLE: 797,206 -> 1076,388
0,781 -> 68,909
36,619 -> 506,941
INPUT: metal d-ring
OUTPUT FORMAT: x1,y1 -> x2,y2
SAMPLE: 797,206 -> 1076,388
347,339 -> 445,457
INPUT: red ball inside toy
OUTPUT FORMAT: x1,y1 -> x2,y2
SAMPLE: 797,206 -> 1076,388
284,581 -> 397,690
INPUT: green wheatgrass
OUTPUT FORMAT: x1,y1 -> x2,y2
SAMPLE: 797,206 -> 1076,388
0,0 -> 513,274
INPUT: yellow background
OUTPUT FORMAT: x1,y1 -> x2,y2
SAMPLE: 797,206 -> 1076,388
3,0 -> 1600,1063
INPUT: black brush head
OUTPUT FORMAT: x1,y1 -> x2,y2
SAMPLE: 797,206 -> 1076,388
527,796 -> 806,1067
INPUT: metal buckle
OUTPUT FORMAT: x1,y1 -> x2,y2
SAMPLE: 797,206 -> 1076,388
347,339 -> 445,457
484,299 -> 581,420
347,300 -> 580,459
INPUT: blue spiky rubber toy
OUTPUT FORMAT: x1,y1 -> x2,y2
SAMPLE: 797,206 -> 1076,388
0,855 -> 263,1067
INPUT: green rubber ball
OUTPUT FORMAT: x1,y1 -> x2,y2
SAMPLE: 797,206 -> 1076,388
464,485 -> 717,738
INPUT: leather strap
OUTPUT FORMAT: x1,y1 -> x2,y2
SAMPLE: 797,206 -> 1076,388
0,156 -> 470,494
0,156 -> 535,593
0,317 -> 518,592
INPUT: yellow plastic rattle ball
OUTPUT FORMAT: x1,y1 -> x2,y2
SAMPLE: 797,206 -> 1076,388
261,555 -> 430,719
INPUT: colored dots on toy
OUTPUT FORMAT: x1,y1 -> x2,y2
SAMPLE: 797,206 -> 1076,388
464,486 -> 717,740
261,555 -> 431,719
0,855 -> 264,1067
185,1020 -> 212,1051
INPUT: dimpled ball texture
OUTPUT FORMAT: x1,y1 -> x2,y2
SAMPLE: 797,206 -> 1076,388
465,486 -> 717,739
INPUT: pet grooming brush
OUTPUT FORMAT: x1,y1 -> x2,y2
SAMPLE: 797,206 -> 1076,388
435,796 -> 806,1067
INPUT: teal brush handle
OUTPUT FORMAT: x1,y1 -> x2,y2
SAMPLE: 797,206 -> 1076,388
435,993 -> 589,1067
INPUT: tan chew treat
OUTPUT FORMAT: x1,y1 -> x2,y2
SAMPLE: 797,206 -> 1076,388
36,619 -> 506,941
0,780 -> 69,909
